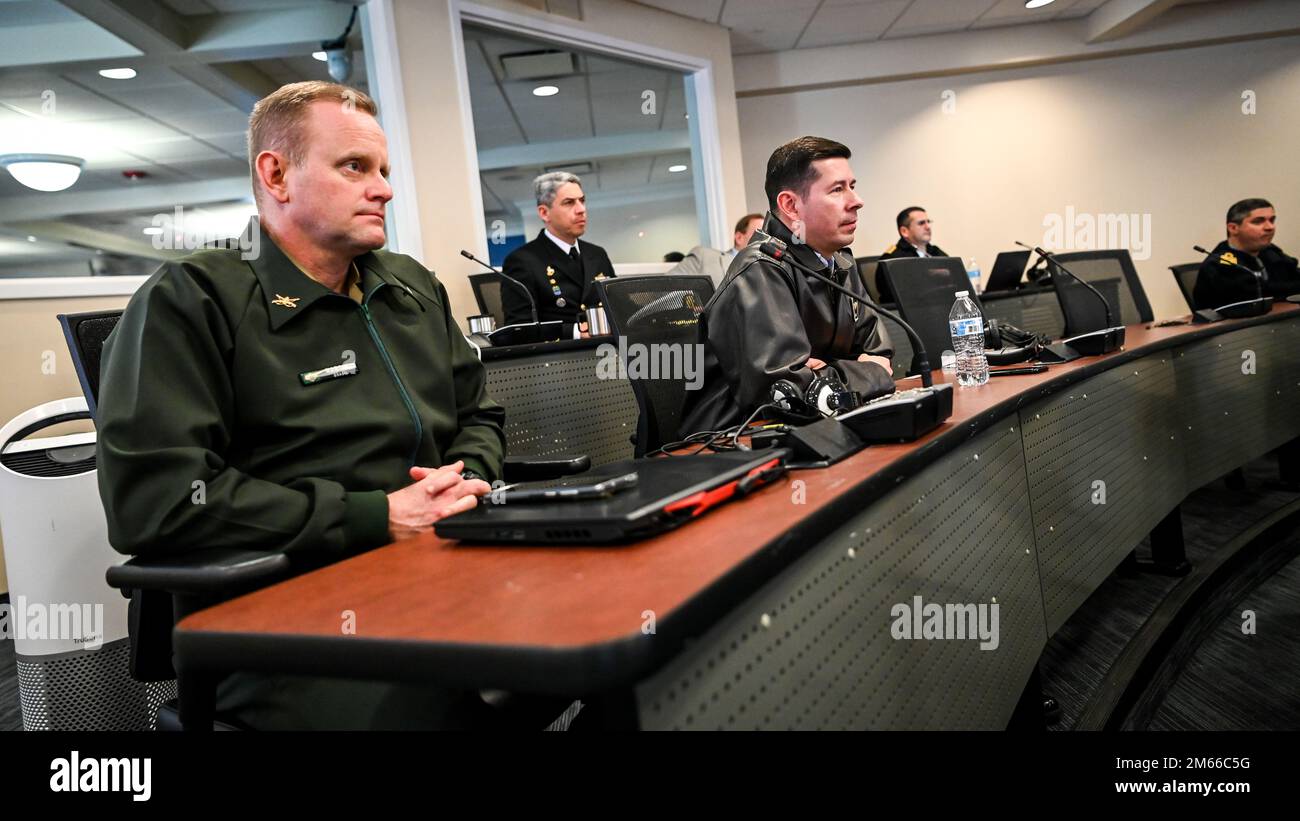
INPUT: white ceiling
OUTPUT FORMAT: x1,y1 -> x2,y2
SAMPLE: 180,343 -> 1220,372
632,0 -> 1225,54
0,0 -> 367,271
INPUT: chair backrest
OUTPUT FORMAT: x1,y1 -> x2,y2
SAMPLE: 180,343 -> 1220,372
483,341 -> 639,467
981,286 -> 1066,341
597,274 -> 715,456
877,257 -> 977,368
469,274 -> 505,326
57,309 -> 124,419
855,255 -> 882,303
877,311 -> 915,377
1046,250 -> 1154,335
1170,263 -> 1200,311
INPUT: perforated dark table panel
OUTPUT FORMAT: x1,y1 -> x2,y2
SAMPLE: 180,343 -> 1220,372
1019,353 -> 1185,635
1174,322 -> 1300,489
485,345 -> 638,467
636,423 -> 1045,730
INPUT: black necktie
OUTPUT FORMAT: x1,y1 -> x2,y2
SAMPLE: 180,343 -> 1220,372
569,246 -> 580,269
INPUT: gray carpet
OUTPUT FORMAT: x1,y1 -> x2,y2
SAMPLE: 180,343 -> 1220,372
1146,548 -> 1300,730
0,594 -> 20,731
1041,454 -> 1300,730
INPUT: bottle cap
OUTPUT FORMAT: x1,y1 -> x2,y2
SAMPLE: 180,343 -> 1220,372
955,290 -> 968,297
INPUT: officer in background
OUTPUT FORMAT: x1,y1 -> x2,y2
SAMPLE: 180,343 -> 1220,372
1194,197 -> 1300,309
670,212 -> 764,286
501,172 -> 616,327
877,206 -> 949,304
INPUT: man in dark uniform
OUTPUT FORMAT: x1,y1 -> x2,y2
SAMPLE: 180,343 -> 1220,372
876,206 -> 948,304
1193,198 -> 1300,309
501,171 -> 616,327
97,81 -> 508,730
680,136 -> 894,435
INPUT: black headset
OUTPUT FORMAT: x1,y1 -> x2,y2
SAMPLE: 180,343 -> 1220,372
983,318 -> 1050,366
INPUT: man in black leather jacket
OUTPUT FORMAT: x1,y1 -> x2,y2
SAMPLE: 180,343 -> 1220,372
680,136 -> 894,436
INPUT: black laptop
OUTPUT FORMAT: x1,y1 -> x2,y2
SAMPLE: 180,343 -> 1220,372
982,250 -> 1032,292
435,448 -> 789,544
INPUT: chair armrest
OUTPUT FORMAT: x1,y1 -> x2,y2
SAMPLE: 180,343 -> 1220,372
106,548 -> 293,597
503,454 -> 591,482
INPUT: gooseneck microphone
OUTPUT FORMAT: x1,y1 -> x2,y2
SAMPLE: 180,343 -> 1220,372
460,249 -> 538,325
758,238 -> 935,388
1014,240 -> 1116,329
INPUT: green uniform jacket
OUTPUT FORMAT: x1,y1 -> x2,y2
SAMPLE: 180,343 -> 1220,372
96,227 -> 505,559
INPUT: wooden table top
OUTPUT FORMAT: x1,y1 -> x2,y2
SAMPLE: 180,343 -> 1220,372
176,304 -> 1299,689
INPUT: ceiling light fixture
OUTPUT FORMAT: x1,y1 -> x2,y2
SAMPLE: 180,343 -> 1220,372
668,164 -> 687,173
0,153 -> 85,192
98,67 -> 137,80
312,51 -> 327,61
532,85 -> 560,97
142,226 -> 164,236
1025,0 -> 1057,8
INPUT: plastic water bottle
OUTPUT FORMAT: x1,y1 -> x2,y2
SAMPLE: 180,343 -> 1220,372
949,291 -> 988,387
965,258 -> 982,294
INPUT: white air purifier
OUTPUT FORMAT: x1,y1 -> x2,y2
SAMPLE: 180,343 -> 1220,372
0,397 -> 173,730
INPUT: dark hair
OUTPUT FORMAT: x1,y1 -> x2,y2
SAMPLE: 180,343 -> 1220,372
764,136 -> 851,211
1226,198 -> 1273,224
733,213 -> 763,235
896,206 -> 926,231
663,251 -> 685,263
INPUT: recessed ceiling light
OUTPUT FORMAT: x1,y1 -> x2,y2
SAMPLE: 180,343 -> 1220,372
1024,0 -> 1056,8
532,85 -> 560,97
312,51 -> 328,61
26,235 -> 37,242
142,226 -> 164,236
98,67 -> 137,80
668,164 -> 687,173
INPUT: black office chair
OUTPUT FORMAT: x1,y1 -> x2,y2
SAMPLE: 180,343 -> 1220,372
1046,250 -> 1154,336
855,255 -> 882,304
597,275 -> 714,456
876,311 -> 915,377
981,288 -> 1067,341
469,273 -> 506,327
59,309 -> 587,729
1170,263 -> 1200,311
877,256 -> 976,372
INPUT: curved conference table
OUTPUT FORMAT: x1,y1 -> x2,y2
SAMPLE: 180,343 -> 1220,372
176,304 -> 1300,730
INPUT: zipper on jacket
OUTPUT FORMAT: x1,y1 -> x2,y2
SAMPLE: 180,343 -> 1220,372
359,286 -> 423,468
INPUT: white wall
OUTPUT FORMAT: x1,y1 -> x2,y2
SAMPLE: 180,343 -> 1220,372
735,35 -> 1300,320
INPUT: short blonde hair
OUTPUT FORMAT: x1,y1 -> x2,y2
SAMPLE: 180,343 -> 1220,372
246,81 -> 378,203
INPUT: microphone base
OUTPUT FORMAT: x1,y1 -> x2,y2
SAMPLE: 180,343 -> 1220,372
1038,326 -> 1126,362
1198,297 -> 1275,322
486,321 -> 566,347
836,384 -> 954,444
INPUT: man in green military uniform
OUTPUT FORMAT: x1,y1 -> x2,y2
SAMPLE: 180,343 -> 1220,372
96,81 -> 507,729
